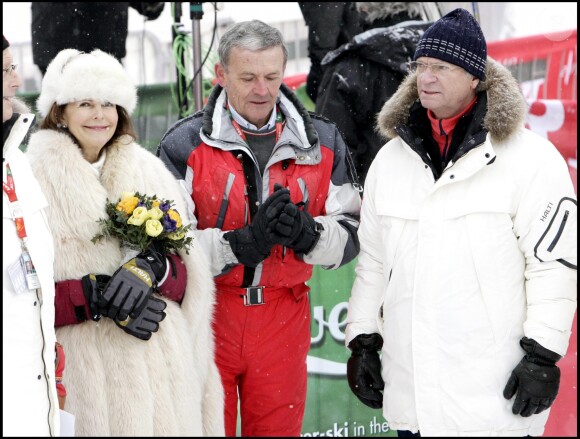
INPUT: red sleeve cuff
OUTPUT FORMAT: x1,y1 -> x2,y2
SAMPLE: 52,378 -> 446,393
157,254 -> 187,304
54,280 -> 91,327
55,342 -> 66,397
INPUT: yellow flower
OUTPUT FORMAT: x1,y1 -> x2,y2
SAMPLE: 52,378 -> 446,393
145,219 -> 163,237
117,196 -> 139,215
167,209 -> 183,228
127,206 -> 149,226
148,206 -> 164,221
168,231 -> 186,240
93,192 -> 193,255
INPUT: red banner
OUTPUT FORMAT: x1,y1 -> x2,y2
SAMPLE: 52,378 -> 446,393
488,29 -> 577,101
487,30 -> 577,438
525,99 -> 577,194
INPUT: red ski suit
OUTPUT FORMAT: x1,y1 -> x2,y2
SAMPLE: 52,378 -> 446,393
158,84 -> 362,436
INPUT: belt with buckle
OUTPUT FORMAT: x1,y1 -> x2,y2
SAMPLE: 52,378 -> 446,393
217,285 -> 292,306
242,286 -> 264,306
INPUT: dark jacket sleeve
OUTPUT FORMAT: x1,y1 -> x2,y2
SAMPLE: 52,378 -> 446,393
156,115 -> 202,181
129,2 -> 165,20
32,2 -> 131,67
299,2 -> 363,102
316,59 -> 362,153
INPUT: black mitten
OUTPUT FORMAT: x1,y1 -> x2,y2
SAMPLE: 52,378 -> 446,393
503,337 -> 562,417
115,295 -> 167,341
270,202 -> 321,254
225,185 -> 291,267
81,274 -> 112,320
347,333 -> 385,409
101,244 -> 167,321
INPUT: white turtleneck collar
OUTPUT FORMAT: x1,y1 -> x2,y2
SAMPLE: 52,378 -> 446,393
90,148 -> 107,176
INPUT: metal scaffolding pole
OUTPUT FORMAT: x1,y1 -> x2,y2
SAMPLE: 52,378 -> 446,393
190,2 -> 204,112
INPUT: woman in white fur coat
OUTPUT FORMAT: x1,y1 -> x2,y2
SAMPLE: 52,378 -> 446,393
25,48 -> 224,436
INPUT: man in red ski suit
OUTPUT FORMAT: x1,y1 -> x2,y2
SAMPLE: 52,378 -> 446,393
157,19 -> 362,437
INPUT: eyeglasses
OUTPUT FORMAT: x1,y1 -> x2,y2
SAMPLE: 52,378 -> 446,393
3,64 -> 17,75
407,61 -> 458,76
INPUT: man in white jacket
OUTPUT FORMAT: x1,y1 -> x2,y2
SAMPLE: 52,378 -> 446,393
345,9 -> 577,437
3,34 -> 60,436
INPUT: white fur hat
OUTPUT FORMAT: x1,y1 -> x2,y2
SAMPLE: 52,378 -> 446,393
36,49 -> 137,117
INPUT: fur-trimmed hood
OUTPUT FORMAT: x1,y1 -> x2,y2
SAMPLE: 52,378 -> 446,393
357,2 -> 425,24
376,57 -> 527,143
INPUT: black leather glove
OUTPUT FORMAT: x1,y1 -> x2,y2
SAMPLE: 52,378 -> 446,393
270,202 -> 321,254
81,274 -> 112,320
101,245 -> 167,321
347,333 -> 385,409
224,185 -> 291,267
114,295 -> 167,341
503,337 -> 562,417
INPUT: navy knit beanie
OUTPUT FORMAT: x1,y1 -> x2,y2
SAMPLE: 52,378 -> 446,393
414,8 -> 487,80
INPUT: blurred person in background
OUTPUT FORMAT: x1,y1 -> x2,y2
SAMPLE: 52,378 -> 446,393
316,2 -> 430,186
31,2 -> 164,75
25,48 -> 224,436
345,9 -> 577,436
298,2 -> 363,103
3,34 -> 61,437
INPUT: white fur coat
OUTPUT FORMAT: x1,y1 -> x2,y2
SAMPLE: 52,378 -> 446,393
26,130 -> 224,436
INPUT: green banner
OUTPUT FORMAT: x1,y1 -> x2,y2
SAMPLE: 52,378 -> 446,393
304,260 -> 395,437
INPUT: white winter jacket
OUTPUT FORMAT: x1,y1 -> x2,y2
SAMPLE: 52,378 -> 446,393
3,111 -> 60,436
346,59 -> 577,436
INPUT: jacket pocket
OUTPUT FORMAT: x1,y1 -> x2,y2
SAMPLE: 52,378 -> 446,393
286,167 -> 322,215
215,173 -> 236,229
534,197 -> 577,269
195,166 -> 235,229
375,200 -> 414,323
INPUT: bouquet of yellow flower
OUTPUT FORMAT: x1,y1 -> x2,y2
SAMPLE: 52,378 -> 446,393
91,191 -> 193,254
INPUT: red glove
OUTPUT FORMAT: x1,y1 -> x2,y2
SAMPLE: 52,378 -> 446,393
157,253 -> 187,304
55,342 -> 66,409
54,280 -> 93,327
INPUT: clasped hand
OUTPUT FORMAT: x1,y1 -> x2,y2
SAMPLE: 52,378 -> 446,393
225,183 -> 320,267
266,184 -> 320,254
83,246 -> 168,340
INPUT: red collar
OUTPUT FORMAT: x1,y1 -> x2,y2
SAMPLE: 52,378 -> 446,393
427,97 -> 477,159
427,96 -> 477,136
